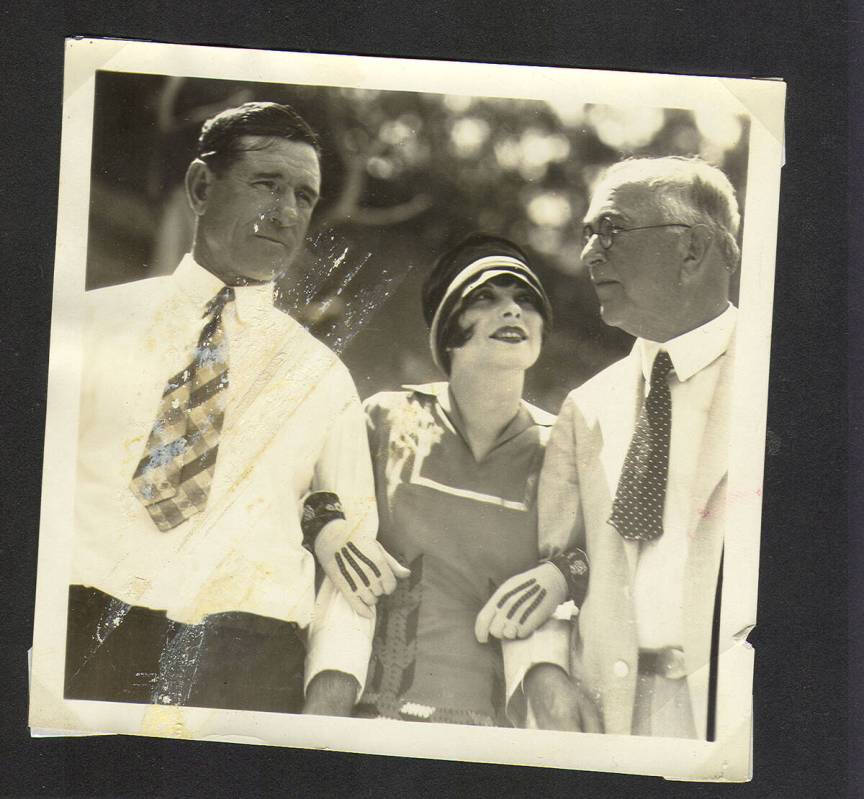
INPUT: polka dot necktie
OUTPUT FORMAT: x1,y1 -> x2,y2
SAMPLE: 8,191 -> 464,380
129,287 -> 234,531
608,350 -> 674,542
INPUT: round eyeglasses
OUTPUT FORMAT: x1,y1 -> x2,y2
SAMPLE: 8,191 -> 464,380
583,216 -> 692,250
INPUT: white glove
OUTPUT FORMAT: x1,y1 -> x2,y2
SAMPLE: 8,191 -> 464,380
314,519 -> 410,618
474,562 -> 568,643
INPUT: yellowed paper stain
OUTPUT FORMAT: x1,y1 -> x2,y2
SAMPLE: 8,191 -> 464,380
140,704 -> 194,739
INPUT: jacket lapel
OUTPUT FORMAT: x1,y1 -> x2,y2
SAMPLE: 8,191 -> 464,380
687,336 -> 735,535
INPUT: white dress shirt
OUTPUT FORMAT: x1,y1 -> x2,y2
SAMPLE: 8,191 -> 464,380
632,304 -> 737,648
71,254 -> 376,688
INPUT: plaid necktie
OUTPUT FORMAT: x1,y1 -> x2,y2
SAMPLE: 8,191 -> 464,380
608,350 -> 674,542
130,286 -> 235,531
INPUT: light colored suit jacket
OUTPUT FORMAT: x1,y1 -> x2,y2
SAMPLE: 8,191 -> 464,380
523,330 -> 735,738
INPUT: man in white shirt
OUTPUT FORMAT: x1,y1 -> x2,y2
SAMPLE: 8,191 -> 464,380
65,102 -> 404,715
475,156 -> 741,738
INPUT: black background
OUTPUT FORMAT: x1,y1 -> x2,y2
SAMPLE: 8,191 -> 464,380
0,1 -> 851,797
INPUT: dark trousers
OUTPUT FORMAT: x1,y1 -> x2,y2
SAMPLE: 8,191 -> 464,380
64,585 -> 306,714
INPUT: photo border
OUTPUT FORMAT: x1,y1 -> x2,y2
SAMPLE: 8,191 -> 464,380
29,37 -> 786,781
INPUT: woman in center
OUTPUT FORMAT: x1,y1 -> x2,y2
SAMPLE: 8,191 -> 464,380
356,233 -> 556,726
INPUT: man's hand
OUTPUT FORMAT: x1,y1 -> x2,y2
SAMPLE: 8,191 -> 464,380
303,670 -> 359,716
524,664 -> 602,733
314,519 -> 410,618
474,562 -> 568,643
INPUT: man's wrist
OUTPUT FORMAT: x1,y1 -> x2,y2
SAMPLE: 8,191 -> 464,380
303,669 -> 359,716
525,661 -> 569,690
524,663 -> 582,731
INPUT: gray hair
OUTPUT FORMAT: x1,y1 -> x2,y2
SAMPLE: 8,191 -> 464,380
597,156 -> 742,270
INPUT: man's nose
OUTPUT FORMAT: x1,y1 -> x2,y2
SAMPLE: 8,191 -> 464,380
269,194 -> 299,227
581,237 -> 607,268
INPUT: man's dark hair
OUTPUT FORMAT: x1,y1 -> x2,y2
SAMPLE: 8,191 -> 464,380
196,101 -> 321,174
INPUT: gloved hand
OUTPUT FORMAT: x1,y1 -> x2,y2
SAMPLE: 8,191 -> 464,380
314,519 -> 410,619
474,562 -> 568,643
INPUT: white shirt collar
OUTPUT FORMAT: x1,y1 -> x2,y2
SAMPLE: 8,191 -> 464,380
636,304 -> 737,383
173,253 -> 276,324
402,382 -> 555,428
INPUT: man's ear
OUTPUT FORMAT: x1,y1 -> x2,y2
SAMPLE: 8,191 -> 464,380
185,159 -> 213,216
681,224 -> 713,276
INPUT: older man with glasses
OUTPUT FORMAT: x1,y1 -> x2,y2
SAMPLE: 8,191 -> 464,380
475,155 -> 742,739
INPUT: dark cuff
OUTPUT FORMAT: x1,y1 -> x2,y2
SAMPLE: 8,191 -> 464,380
548,548 -> 590,608
301,491 -> 345,550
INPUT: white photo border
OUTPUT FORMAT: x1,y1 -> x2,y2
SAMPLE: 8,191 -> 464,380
30,37 -> 785,782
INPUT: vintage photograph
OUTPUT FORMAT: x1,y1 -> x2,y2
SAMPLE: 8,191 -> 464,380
29,39 -> 785,780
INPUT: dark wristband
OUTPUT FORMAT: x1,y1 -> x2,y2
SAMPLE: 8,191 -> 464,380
548,549 -> 590,608
301,491 -> 346,549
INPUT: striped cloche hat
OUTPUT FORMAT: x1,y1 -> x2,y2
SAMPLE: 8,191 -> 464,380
422,233 -> 552,373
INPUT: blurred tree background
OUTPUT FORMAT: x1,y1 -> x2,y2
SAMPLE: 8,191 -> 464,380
87,71 -> 749,411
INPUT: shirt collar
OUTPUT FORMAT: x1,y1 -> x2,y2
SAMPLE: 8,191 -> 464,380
403,381 -> 554,431
173,253 -> 276,324
636,304 -> 737,383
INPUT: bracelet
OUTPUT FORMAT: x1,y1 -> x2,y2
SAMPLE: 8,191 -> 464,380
301,491 -> 346,549
547,548 -> 590,607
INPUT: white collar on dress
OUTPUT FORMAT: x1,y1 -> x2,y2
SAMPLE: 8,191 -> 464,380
402,381 -> 555,427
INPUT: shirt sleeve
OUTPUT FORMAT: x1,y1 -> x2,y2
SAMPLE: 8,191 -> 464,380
311,371 -> 379,542
537,393 -> 586,559
304,368 -> 379,688
502,616 -> 573,726
304,576 -> 375,694
503,393 -> 586,718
